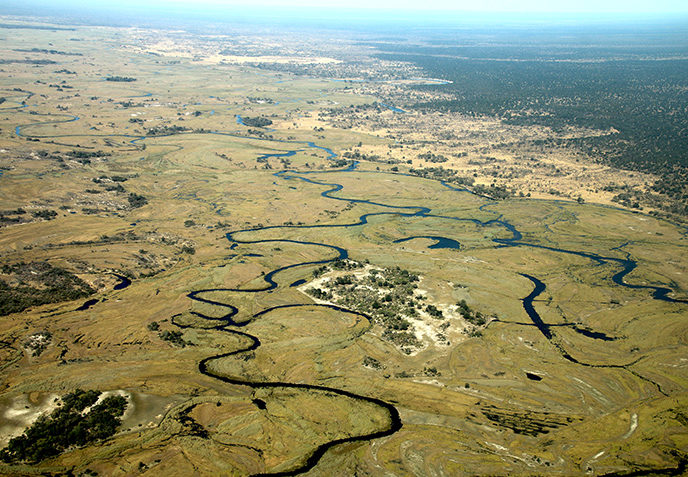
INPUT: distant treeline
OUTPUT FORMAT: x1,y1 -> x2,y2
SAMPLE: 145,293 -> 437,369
106,76 -> 136,82
0,59 -> 56,65
14,48 -> 82,56
376,44 -> 688,215
0,23 -> 75,31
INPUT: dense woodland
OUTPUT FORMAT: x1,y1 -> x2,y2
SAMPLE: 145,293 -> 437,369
376,42 -> 688,217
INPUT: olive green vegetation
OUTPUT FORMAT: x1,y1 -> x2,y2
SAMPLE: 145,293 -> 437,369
239,116 -> 273,128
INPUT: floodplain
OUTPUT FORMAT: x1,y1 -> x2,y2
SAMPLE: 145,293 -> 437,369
0,14 -> 686,477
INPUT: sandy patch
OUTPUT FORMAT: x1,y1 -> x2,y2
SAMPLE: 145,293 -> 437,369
0,393 -> 60,447
622,413 -> 638,439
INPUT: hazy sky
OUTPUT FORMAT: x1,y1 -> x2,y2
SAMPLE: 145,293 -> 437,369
15,0 -> 688,14
127,0 -> 688,13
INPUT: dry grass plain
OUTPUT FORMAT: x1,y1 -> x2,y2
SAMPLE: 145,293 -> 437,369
0,19 -> 686,476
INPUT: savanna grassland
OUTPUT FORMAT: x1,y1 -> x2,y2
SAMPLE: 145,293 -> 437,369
0,16 -> 687,477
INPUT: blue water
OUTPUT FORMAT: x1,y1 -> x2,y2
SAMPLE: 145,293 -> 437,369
76,299 -> 99,311
0,103 -> 28,111
15,114 -> 80,138
393,235 -> 460,250
75,274 -> 130,310
112,273 -> 132,290
379,103 -> 407,113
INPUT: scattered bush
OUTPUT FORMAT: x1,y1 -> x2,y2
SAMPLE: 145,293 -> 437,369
31,209 -> 57,220
0,262 -> 95,316
127,193 -> 148,208
106,76 -> 136,82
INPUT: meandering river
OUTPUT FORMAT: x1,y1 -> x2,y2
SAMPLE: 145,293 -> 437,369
11,92 -> 687,476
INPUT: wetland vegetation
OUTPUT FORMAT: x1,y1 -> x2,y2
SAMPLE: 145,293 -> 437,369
0,8 -> 686,477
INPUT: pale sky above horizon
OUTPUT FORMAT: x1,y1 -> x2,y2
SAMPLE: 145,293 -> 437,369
195,0 -> 688,12
15,0 -> 688,14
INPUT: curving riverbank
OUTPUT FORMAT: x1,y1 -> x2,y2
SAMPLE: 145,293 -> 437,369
175,299 -> 402,476
182,158 -> 686,475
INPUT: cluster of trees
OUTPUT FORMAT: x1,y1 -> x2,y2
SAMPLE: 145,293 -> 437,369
456,299 -> 487,326
472,183 -> 514,200
342,150 -> 405,166
0,262 -> 95,316
308,264 -> 425,350
145,125 -> 189,137
603,181 -> 688,216
343,151 -> 381,161
0,207 -> 26,225
159,330 -> 188,346
90,175 -> 129,195
14,48 -> 82,56
313,259 -> 364,278
0,59 -> 56,65
456,299 -> 489,337
425,304 -> 443,319
306,287 -> 333,300
67,150 -> 110,161
418,151 -> 448,163
31,209 -> 58,220
105,76 -> 136,82
408,166 -> 475,186
0,389 -> 127,463
149,322 -> 191,346
240,116 -> 273,128
363,355 -> 384,369
329,158 -> 351,168
247,97 -> 275,104
119,101 -> 144,108
127,193 -> 147,208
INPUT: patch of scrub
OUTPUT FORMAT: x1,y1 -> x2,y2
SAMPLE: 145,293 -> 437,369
298,259 -> 491,355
